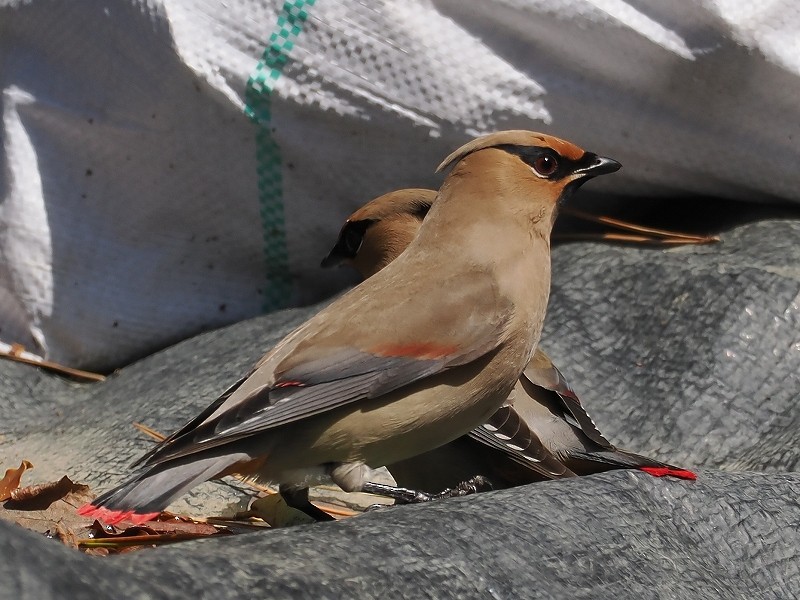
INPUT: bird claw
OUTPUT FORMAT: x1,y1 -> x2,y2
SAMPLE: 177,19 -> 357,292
430,475 -> 494,499
360,476 -> 494,506
408,490 -> 434,503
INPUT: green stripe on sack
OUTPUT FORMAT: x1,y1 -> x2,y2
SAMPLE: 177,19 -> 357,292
245,0 -> 316,312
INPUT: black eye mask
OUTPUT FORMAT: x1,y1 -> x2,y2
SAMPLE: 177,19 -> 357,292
321,219 -> 375,267
496,144 -> 603,181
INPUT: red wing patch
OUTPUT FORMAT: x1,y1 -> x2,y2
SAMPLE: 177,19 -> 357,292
371,342 -> 458,360
274,380 -> 306,388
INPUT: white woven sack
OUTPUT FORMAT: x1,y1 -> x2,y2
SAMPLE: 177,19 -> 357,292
1,0 -> 798,370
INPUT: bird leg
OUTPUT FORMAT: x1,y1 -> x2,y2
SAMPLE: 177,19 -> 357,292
361,482 -> 436,504
361,475 -> 494,505
278,484 -> 335,522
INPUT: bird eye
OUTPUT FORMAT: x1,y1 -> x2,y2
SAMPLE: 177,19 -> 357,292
533,155 -> 558,177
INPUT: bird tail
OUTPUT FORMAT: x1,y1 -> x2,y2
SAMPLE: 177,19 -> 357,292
78,453 -> 247,525
568,449 -> 696,480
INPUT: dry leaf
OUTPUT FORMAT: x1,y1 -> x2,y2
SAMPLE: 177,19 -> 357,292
8,476 -> 92,510
1,474 -> 95,540
49,522 -> 80,549
250,493 -> 320,528
77,516 -> 230,552
88,513 -> 219,537
0,467 -> 235,555
0,460 -> 33,501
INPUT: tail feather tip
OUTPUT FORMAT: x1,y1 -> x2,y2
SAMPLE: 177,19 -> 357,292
77,503 -> 160,525
639,466 -> 697,480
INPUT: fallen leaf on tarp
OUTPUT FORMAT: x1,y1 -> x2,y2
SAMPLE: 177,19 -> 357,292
0,466 -> 106,550
1,473 -> 96,539
47,522 -> 81,550
72,513 -> 231,551
7,476 -> 93,510
0,462 -> 243,554
0,460 -> 33,501
248,492 -> 358,527
249,493 -> 319,528
91,512 -> 220,536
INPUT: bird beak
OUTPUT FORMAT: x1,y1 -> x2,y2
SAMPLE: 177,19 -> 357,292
574,155 -> 621,178
320,251 -> 345,268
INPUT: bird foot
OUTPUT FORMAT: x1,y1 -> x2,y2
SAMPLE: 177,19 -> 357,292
432,475 -> 494,499
361,475 -> 493,505
279,485 -> 335,522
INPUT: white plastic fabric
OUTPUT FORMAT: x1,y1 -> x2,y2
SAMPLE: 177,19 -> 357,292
1,0 -> 799,370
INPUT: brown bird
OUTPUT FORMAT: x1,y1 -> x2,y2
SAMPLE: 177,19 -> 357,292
80,130 -> 621,524
323,187 -> 696,496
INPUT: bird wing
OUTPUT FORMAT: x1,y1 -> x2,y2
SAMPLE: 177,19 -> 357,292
521,361 -> 612,448
467,402 -> 573,479
137,314 -> 509,468
130,376 -> 247,469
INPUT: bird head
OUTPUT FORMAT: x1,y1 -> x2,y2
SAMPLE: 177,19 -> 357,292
436,130 -> 620,209
323,131 -> 620,276
321,188 -> 436,278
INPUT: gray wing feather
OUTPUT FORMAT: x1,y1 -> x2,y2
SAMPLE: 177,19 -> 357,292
225,354 -> 447,436
467,405 -> 572,479
139,309 -> 509,467
140,353 -> 446,466
521,365 -> 612,448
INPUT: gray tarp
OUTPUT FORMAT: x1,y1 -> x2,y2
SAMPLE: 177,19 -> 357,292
2,471 -> 798,599
1,206 -> 799,598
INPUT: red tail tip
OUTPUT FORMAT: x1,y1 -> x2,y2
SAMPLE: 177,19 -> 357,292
77,503 -> 160,525
640,467 -> 697,480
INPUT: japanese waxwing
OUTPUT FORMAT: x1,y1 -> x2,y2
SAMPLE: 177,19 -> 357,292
80,130 -> 621,525
323,188 -> 695,494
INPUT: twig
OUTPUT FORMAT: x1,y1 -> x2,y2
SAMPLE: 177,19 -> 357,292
132,422 -> 166,442
0,344 -> 105,382
561,207 -> 719,244
554,233 -> 716,245
76,532 -> 218,548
